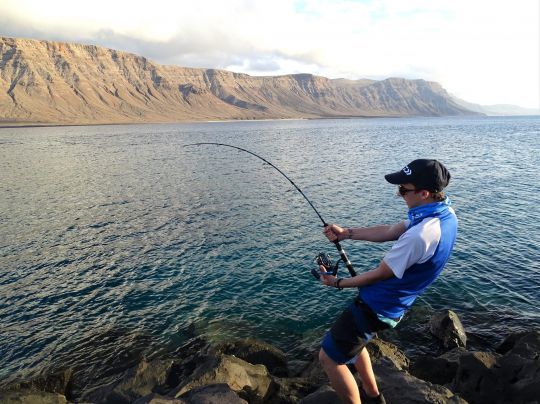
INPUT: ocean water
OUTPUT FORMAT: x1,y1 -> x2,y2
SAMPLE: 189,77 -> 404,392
1,116 -> 539,394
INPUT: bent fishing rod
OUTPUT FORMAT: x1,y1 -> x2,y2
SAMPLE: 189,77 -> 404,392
183,142 -> 356,278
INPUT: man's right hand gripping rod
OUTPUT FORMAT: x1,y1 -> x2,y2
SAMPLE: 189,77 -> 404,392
324,223 -> 356,277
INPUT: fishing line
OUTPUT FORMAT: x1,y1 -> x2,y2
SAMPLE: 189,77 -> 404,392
183,142 -> 356,277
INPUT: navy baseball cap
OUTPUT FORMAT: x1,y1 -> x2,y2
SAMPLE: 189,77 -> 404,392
385,159 -> 451,192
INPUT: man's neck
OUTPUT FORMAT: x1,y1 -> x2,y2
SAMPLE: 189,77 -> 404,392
409,198 -> 438,209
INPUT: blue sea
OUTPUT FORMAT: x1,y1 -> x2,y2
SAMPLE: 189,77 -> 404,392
1,116 -> 539,395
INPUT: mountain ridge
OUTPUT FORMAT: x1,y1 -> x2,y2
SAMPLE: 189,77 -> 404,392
451,95 -> 540,116
0,36 -> 479,125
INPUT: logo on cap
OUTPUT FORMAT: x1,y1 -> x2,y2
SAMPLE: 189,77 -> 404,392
402,165 -> 412,175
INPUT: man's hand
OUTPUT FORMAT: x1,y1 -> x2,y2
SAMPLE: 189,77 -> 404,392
323,224 -> 348,242
319,265 -> 337,287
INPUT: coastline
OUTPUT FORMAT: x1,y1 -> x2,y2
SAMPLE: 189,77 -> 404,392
3,114 -> 538,129
0,115 -> 429,129
1,310 -> 538,403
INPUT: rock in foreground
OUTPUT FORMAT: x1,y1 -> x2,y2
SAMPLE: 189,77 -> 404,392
429,310 -> 467,349
1,318 -> 538,403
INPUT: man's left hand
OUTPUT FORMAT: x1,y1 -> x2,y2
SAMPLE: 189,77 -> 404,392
319,265 -> 336,287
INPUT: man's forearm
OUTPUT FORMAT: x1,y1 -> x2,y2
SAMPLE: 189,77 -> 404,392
335,261 -> 395,288
348,224 -> 401,242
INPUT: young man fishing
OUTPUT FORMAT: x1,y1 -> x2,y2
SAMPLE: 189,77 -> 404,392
319,159 -> 458,404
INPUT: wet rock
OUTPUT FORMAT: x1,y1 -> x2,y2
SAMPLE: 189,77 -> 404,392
496,353 -> 540,404
82,359 -> 175,403
495,331 -> 530,355
287,359 -> 311,378
268,376 -> 321,404
374,359 -> 467,403
299,385 -> 340,404
453,351 -> 501,403
496,330 -> 540,360
0,389 -> 68,404
298,353 -> 327,386
410,347 -> 467,386
180,383 -> 247,403
173,354 -> 273,401
217,339 -> 288,376
429,310 -> 467,349
366,338 -> 410,370
495,331 -> 540,402
166,337 -> 217,391
9,327 -> 538,404
133,393 -> 187,403
298,343 -> 466,403
451,337 -> 540,404
3,369 -> 73,397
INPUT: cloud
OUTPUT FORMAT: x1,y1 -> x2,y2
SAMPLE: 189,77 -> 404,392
0,0 -> 538,108
243,58 -> 282,73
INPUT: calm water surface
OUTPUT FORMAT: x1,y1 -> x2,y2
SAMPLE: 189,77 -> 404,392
1,116 -> 539,393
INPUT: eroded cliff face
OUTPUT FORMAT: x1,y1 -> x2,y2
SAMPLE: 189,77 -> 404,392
0,37 -> 476,124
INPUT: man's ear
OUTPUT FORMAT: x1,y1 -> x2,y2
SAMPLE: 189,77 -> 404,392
420,189 -> 431,199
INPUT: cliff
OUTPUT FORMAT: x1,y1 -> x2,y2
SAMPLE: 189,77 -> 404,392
0,37 -> 478,125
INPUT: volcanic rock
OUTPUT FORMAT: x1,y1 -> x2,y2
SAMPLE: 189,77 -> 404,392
410,347 -> 467,386
81,359 -> 175,403
299,385 -> 341,403
217,339 -> 288,377
366,337 -> 410,371
429,310 -> 467,349
179,383 -> 247,403
173,354 -> 273,400
374,359 -> 467,403
133,393 -> 187,404
0,389 -> 68,404
496,330 -> 540,360
452,351 -> 501,403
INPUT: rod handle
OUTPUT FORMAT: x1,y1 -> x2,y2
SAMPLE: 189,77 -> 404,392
323,223 -> 356,277
333,240 -> 357,277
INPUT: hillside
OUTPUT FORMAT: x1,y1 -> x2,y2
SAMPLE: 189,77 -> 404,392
451,96 -> 540,116
0,37 -> 478,125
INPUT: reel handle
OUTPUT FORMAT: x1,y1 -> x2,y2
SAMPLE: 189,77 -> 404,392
311,252 -> 337,279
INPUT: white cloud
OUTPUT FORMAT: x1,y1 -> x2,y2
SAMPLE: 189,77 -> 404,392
0,0 -> 538,108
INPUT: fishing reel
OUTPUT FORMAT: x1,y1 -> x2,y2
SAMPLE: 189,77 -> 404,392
311,252 -> 340,280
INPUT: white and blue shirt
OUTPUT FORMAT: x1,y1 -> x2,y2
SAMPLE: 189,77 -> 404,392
359,199 -> 458,319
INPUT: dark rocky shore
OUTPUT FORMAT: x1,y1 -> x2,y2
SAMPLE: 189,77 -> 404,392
1,310 -> 538,404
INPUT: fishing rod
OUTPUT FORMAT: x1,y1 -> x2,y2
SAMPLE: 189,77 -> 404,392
183,142 -> 357,278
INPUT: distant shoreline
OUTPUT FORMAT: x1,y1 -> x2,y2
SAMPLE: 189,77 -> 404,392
0,116 -> 376,129
2,114 -> 538,129
0,115 -> 473,129
0,122 -> 134,129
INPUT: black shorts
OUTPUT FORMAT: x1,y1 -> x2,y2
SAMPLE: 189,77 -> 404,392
321,299 -> 390,364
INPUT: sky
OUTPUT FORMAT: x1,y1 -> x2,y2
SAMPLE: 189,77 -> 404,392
1,0 -> 538,108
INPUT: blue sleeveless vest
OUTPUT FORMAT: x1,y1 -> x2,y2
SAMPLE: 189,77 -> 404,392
359,200 -> 458,318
